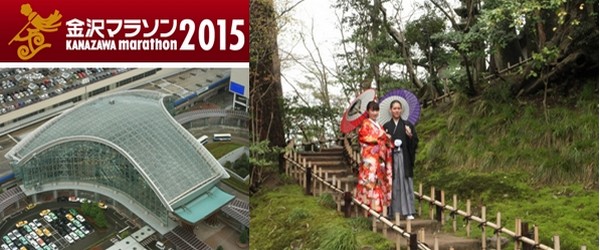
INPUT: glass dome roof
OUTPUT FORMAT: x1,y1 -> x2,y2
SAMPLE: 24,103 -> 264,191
7,90 -> 229,210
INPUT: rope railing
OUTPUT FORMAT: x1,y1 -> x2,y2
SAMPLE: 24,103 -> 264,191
284,139 -> 432,250
341,136 -> 566,250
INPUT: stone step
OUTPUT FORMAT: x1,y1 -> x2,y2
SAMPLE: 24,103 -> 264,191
374,218 -> 440,235
388,231 -> 481,250
320,147 -> 345,152
372,219 -> 480,250
306,161 -> 347,167
300,150 -> 344,157
299,155 -> 345,161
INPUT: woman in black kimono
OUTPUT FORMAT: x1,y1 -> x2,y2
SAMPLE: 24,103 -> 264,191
383,100 -> 418,220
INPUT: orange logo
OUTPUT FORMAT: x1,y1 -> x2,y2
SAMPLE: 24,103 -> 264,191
8,3 -> 62,60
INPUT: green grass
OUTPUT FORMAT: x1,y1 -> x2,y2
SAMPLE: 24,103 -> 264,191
205,142 -> 244,159
413,80 -> 599,249
221,178 -> 249,195
251,185 -> 393,250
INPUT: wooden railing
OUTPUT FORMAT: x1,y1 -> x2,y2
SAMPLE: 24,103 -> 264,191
284,139 -> 432,250
339,136 -> 575,250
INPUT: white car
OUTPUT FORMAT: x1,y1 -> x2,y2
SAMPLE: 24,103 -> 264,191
76,214 -> 85,222
33,219 -> 42,228
69,232 -> 79,241
43,215 -> 52,222
49,243 -> 58,250
64,235 -> 74,244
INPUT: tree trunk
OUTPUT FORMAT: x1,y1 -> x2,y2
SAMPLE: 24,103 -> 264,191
250,0 -> 286,167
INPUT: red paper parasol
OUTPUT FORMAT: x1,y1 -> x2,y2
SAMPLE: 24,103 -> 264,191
377,89 -> 421,125
340,89 -> 377,134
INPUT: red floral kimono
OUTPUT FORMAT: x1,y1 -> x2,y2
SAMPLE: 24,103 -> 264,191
355,118 -> 392,213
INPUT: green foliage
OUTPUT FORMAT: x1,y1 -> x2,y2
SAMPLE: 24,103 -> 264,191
529,46 -> 560,77
443,185 -> 599,250
239,227 -> 249,244
348,217 -> 371,231
204,142 -> 244,159
286,208 -> 311,224
95,212 -> 108,229
251,185 -> 392,250
226,154 -> 250,177
250,140 -> 282,168
317,193 -> 337,209
417,88 -> 598,188
318,226 -> 358,250
80,202 -> 108,229
415,82 -> 598,248
118,229 -> 130,239
216,246 -> 224,250
283,96 -> 342,141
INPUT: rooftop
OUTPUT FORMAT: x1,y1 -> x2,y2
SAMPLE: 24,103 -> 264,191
6,90 -> 229,210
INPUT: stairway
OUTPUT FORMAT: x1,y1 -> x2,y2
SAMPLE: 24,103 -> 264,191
297,147 -> 481,250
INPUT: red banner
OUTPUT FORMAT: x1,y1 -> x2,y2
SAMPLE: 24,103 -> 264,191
0,0 -> 249,62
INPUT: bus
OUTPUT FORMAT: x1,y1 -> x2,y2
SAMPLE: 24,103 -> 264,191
197,135 -> 209,145
213,133 -> 231,142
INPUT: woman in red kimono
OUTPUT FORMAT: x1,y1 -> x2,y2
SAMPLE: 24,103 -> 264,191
355,101 -> 392,215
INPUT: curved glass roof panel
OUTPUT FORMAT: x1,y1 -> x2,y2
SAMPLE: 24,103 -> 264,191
8,90 -> 228,209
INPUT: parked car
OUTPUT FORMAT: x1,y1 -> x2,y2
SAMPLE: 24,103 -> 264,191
75,214 -> 85,222
39,209 -> 50,217
15,221 -> 27,228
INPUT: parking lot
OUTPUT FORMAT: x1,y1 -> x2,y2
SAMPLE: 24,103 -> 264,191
2,203 -> 96,250
0,68 -> 130,115
0,201 -> 124,250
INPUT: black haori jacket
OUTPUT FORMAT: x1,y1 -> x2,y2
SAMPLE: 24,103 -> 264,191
383,119 -> 419,178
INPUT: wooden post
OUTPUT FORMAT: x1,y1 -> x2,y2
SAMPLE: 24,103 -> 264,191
382,206 -> 388,237
409,233 -> 418,250
515,219 -> 521,250
418,183 -> 423,216
481,206 -> 486,250
430,187 -> 435,220
305,166 -> 312,195
343,192 -> 352,218
318,167 -> 323,196
466,199 -> 471,237
581,246 -> 587,250
312,166 -> 317,197
440,191 -> 445,225
372,212 -> 377,233
453,194 -> 457,232
434,235 -> 439,250
395,212 -> 401,250
336,179 -> 341,212
553,235 -> 560,250
354,188 -> 359,217
534,225 -> 539,248
435,189 -> 442,222
496,212 -> 502,250
345,183 -> 349,194
406,216 -> 412,233
301,158 -> 307,184
521,222 -> 530,250
285,156 -> 289,176
418,228 -> 425,242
